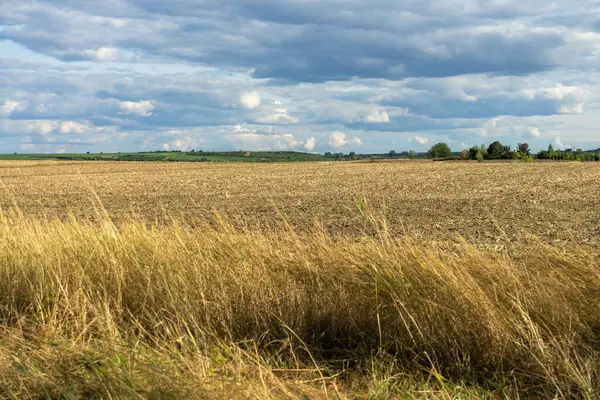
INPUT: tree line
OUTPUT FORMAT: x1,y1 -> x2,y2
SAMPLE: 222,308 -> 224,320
425,141 -> 600,162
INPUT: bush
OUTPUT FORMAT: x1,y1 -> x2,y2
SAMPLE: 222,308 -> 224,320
487,141 -> 512,159
427,143 -> 452,159
476,152 -> 484,162
520,154 -> 534,162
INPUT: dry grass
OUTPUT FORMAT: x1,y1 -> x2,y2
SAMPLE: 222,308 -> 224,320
0,160 -> 599,398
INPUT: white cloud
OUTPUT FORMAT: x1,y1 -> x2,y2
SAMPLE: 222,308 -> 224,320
523,85 -> 586,114
554,136 -> 567,149
558,103 -> 584,114
305,136 -> 316,151
539,86 -> 585,101
414,135 -> 429,145
162,143 -> 171,151
527,127 -> 541,138
119,100 -> 155,117
364,109 -> 390,123
233,125 -> 256,134
83,47 -> 121,61
256,108 -> 299,124
171,136 -> 197,151
329,131 -> 363,149
60,121 -> 86,134
0,100 -> 28,116
226,133 -> 301,151
240,91 -> 261,109
25,120 -> 56,135
452,89 -> 478,102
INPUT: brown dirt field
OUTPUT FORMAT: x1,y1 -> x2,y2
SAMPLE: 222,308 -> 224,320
1,160 -> 599,247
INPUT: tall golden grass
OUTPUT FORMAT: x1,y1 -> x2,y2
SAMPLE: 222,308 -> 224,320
0,212 -> 599,398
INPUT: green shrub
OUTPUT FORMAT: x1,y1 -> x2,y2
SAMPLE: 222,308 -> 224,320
427,143 -> 452,159
520,154 -> 534,162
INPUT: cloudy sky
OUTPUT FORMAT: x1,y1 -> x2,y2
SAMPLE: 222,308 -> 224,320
1,1 -> 599,154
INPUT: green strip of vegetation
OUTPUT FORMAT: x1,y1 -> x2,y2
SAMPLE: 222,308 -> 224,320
2,142 -> 599,162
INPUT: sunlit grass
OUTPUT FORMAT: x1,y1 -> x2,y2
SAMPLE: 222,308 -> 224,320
0,210 -> 598,398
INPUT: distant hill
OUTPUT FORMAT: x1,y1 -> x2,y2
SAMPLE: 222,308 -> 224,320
0,151 -> 331,162
0,150 -> 427,162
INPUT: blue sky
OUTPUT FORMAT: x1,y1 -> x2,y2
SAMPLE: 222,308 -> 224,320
1,0 -> 599,153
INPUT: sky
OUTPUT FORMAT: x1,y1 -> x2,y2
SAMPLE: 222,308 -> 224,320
1,1 -> 599,154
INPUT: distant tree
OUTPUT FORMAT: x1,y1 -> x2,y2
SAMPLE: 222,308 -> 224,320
596,152 -> 600,161
389,150 -> 397,157
408,150 -> 417,158
335,152 -> 344,161
548,144 -> 556,159
349,151 -> 357,160
479,144 -> 488,158
459,150 -> 469,160
427,142 -> 452,159
399,151 -> 409,157
517,143 -> 530,155
468,146 -> 481,160
487,140 -> 506,160
507,146 -> 517,159
324,152 -> 333,157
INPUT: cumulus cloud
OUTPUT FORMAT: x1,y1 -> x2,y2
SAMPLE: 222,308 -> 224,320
227,133 -> 301,151
523,85 -> 586,114
0,100 -> 28,116
240,92 -> 261,109
119,100 -> 155,117
234,125 -> 256,134
25,120 -> 56,135
554,136 -> 566,149
329,131 -> 363,149
364,109 -> 390,123
171,136 -> 197,151
409,135 -> 429,145
256,108 -> 299,124
60,121 -> 86,134
304,136 -> 316,151
558,103 -> 584,114
527,127 -> 541,138
83,47 -> 121,61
